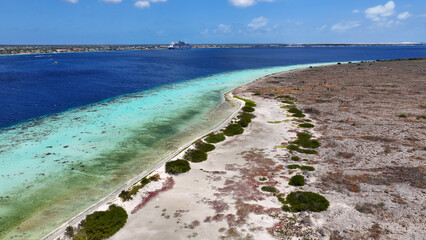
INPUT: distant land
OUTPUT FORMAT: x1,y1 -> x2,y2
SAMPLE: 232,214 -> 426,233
0,43 -> 424,56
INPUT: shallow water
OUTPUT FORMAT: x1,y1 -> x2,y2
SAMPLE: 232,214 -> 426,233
0,63 -> 332,239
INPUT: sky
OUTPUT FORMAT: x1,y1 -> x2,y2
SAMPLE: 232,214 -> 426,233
0,0 -> 425,44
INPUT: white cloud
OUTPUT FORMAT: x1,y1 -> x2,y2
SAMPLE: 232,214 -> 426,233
134,1 -> 150,9
331,21 -> 361,31
102,0 -> 122,3
64,0 -> 78,3
397,11 -> 412,20
217,24 -> 232,34
352,9 -> 360,14
229,0 -> 276,8
318,24 -> 327,31
248,16 -> 269,30
365,1 -> 395,21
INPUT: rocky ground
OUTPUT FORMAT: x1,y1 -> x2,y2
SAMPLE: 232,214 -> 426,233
246,59 -> 426,239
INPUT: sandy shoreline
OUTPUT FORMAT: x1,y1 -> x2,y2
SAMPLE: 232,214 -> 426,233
50,59 -> 424,240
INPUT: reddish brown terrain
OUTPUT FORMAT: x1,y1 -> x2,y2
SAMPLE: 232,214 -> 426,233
245,59 -> 426,239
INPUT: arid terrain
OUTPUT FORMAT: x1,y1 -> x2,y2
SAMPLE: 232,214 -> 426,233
246,59 -> 426,239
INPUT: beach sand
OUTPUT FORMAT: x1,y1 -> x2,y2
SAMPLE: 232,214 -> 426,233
54,59 -> 425,239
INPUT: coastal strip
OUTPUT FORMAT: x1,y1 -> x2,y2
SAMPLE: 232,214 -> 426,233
52,58 -> 425,239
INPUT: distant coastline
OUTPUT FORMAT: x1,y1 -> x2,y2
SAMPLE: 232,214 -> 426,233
1,43 -> 424,56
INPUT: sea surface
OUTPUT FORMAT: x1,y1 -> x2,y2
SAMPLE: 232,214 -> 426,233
0,46 -> 425,239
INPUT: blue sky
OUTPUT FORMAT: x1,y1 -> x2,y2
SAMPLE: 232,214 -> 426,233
0,0 -> 425,44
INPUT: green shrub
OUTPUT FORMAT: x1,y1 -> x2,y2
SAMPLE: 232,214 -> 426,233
397,114 -> 407,118
287,144 -> 317,154
286,191 -> 329,212
238,112 -> 255,128
261,186 -> 277,193
277,194 -> 286,204
195,140 -> 215,152
289,175 -> 305,186
281,205 -> 291,211
223,124 -> 244,136
119,175 -> 156,201
234,96 -> 257,107
184,149 -> 208,162
299,166 -> 315,171
165,159 -> 191,174
291,156 -> 301,161
242,106 -> 255,112
287,165 -> 315,171
282,100 -> 294,104
291,132 -> 320,148
287,164 -> 301,169
292,112 -> 306,118
78,205 -> 128,240
298,149 -> 318,154
65,226 -> 74,238
205,132 -> 226,143
287,144 -> 300,151
259,177 -> 267,181
288,107 -> 302,114
254,92 -> 261,96
299,123 -> 315,128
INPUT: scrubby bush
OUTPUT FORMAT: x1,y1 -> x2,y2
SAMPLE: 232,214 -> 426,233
285,191 -> 329,212
195,140 -> 215,152
286,165 -> 315,171
184,149 -> 208,162
299,166 -> 315,171
205,132 -> 226,143
287,144 -> 318,154
259,176 -> 267,181
119,175 -> 158,201
287,164 -> 301,169
291,156 -> 301,161
237,112 -> 255,127
261,186 -> 277,193
223,124 -> 244,136
165,159 -> 191,174
289,175 -> 305,186
299,123 -> 315,128
77,205 -> 128,240
65,226 -> 74,238
398,114 -> 407,118
282,100 -> 294,104
291,132 -> 320,148
242,106 -> 255,112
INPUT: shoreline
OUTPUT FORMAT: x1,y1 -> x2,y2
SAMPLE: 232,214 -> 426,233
43,91 -> 246,240
43,66 -> 317,240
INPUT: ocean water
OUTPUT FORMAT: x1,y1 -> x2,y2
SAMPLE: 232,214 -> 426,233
0,46 -> 425,239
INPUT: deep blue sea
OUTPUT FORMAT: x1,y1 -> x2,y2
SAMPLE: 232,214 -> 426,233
1,46 -> 425,129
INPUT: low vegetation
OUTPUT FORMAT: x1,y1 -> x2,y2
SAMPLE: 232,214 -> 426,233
281,191 -> 329,212
223,123 -> 244,136
237,112 -> 255,128
205,132 -> 226,143
194,140 -> 215,152
259,176 -> 267,181
242,106 -> 255,112
289,175 -> 305,186
291,132 -> 320,148
119,175 -> 160,201
71,205 -> 128,240
184,149 -> 208,162
291,156 -> 301,161
397,114 -> 407,118
165,159 -> 191,174
287,144 -> 318,154
299,123 -> 315,128
288,107 -> 306,118
261,186 -> 277,193
287,164 -> 315,171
